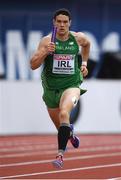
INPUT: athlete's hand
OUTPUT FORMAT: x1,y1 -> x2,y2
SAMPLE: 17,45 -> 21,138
81,65 -> 88,77
47,42 -> 56,54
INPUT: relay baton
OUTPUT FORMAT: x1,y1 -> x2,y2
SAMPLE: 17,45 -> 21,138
51,26 -> 57,43
50,26 -> 57,55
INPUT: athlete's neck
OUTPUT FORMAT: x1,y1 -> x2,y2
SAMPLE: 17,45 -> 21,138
56,32 -> 70,41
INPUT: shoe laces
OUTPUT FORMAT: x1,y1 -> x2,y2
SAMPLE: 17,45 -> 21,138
56,155 -> 63,162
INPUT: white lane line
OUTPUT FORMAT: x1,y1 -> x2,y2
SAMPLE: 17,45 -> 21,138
0,140 -> 121,147
0,145 -> 121,158
0,150 -> 57,158
0,152 -> 121,167
0,139 -> 121,149
0,141 -> 52,147
0,163 -> 121,179
0,136 -> 120,147
108,178 -> 121,180
0,144 -> 57,152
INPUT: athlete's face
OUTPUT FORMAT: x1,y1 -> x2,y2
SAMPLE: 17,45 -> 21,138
53,14 -> 71,35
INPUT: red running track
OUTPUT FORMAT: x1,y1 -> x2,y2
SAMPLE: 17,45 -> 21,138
0,134 -> 121,179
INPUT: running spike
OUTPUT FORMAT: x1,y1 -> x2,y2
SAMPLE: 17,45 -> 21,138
52,155 -> 63,168
70,124 -> 80,148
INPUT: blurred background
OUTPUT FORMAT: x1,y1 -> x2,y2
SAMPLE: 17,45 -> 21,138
0,0 -> 121,135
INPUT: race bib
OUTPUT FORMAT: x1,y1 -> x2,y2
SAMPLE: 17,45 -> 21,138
52,54 -> 75,74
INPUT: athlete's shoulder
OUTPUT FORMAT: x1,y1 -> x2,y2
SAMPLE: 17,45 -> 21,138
37,35 -> 51,49
70,31 -> 87,39
70,31 -> 90,46
70,31 -> 77,37
41,34 -> 51,43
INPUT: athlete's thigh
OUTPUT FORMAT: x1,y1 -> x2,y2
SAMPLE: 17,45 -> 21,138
59,87 -> 80,113
47,108 -> 60,130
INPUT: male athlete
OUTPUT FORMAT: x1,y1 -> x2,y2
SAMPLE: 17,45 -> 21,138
30,8 -> 90,168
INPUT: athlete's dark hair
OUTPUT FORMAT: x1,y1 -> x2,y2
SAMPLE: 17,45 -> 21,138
53,8 -> 71,20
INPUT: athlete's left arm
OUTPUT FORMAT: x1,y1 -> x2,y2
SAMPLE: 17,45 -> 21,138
77,32 -> 90,77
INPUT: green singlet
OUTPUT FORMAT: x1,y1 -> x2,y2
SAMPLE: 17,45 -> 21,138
41,32 -> 86,108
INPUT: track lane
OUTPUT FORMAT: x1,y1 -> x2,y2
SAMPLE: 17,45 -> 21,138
0,134 -> 121,179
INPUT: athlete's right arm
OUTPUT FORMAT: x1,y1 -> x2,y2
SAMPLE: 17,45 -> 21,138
30,36 -> 55,70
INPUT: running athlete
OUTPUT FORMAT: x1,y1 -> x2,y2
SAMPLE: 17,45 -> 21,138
30,8 -> 90,168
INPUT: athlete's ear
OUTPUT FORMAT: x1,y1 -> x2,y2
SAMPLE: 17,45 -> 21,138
69,20 -> 72,27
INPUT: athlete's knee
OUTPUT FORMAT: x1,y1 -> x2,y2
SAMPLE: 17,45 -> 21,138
59,109 -> 69,122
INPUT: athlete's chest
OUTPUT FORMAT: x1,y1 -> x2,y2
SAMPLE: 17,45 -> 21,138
55,40 -> 79,54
